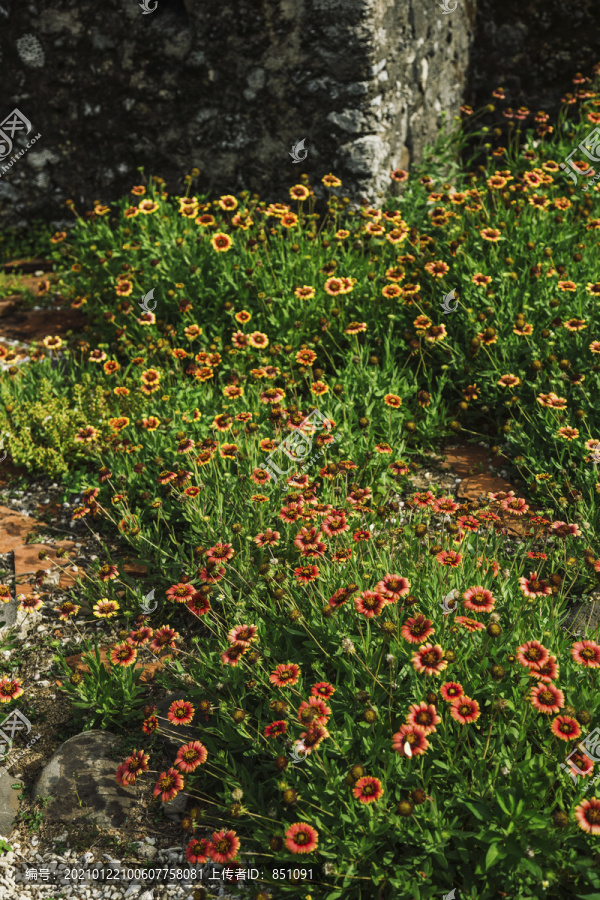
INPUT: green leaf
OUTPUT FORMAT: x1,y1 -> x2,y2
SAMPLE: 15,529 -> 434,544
461,800 -> 493,822
494,790 -> 512,816
342,864 -> 356,883
485,844 -> 502,870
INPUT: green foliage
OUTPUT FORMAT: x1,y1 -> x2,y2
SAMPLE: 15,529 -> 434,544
2,68 -> 600,900
0,273 -> 33,300
16,796 -> 49,834
54,643 -> 147,731
0,373 -> 110,475
0,219 -> 56,263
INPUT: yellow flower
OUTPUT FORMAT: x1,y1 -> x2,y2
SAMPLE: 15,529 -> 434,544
42,335 -> 63,350
92,599 -> 120,618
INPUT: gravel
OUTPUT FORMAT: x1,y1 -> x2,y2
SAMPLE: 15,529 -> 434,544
0,838 -> 254,899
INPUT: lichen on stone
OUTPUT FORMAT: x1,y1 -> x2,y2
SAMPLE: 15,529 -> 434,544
16,34 -> 45,69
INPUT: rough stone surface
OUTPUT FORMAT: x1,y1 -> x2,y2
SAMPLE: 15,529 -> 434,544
160,786 -> 188,824
2,1 -> 598,226
0,769 -> 22,837
470,0 -> 600,116
562,595 -> 600,638
33,730 -> 139,829
0,0 -> 478,226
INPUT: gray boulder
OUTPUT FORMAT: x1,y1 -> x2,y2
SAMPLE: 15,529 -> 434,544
33,730 -> 138,829
0,769 -> 22,837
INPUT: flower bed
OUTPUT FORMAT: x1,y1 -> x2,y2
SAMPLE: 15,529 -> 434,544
1,61 -> 600,899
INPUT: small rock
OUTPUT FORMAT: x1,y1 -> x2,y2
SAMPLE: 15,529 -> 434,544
104,856 -> 122,867
134,842 -> 158,860
162,788 -> 187,823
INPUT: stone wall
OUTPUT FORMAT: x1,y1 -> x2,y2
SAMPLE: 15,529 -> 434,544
0,0 -> 598,229
0,0 -> 478,227
469,0 -> 600,115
